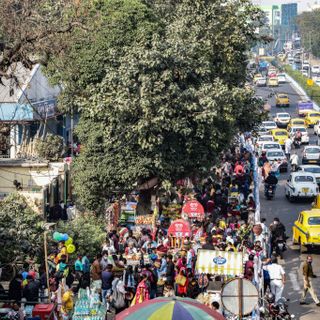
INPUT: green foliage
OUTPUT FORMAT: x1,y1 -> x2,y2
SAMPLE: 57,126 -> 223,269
283,64 -> 320,105
297,10 -> 320,58
55,214 -> 105,258
0,193 -> 44,264
36,134 -> 64,161
48,0 -> 263,211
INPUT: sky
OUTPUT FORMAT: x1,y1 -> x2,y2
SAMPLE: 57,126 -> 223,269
252,0 -> 310,13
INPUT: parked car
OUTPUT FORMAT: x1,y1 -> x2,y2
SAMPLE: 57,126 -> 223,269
298,165 -> 320,185
265,149 -> 288,172
274,112 -> 290,127
302,146 -> 320,165
292,210 -> 320,251
289,126 -> 309,144
262,121 -> 277,131
285,172 -> 318,202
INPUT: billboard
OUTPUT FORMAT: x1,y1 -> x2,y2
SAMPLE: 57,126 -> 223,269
195,249 -> 244,276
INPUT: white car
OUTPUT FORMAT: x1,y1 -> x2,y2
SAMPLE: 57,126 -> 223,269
285,172 -> 318,202
278,73 -> 287,84
256,135 -> 274,148
301,70 -> 309,77
289,126 -> 309,144
259,142 -> 282,154
312,65 -> 320,74
314,120 -> 320,135
255,77 -> 267,87
265,149 -> 288,172
316,79 -> 320,87
274,112 -> 291,127
262,121 -> 277,131
302,146 -> 320,165
298,165 -> 320,185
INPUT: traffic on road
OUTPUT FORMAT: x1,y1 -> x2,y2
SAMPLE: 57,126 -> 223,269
255,59 -> 320,319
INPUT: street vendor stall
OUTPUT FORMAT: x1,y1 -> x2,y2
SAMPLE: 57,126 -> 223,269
167,219 -> 191,248
182,200 -> 205,220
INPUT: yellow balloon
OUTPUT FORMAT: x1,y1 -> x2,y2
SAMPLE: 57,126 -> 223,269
65,237 -> 73,245
67,244 -> 76,254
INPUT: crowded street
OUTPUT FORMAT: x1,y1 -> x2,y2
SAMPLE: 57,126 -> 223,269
1,1 -> 320,320
257,78 -> 320,319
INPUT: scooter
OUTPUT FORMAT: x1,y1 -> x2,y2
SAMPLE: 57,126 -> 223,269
265,184 -> 276,200
272,237 -> 286,259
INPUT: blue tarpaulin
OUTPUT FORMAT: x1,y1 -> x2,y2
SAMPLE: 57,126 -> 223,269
0,103 -> 33,121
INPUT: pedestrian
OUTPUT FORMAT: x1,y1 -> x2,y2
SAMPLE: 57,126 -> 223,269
300,256 -> 320,306
8,274 -> 23,301
91,253 -> 102,292
102,264 -> 114,311
23,275 -> 40,303
263,256 -> 285,303
284,137 -> 292,159
165,254 -> 175,286
290,152 -> 299,171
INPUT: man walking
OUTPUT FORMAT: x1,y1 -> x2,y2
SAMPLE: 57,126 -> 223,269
263,256 -> 285,303
300,256 -> 320,306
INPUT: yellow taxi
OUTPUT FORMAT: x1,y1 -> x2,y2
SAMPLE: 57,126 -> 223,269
305,111 -> 320,127
287,118 -> 306,131
253,73 -> 263,83
270,128 -> 288,146
293,209 -> 320,251
267,77 -> 279,87
275,93 -> 289,107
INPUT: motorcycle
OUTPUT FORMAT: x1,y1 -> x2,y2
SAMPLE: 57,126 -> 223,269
293,137 -> 301,149
261,295 -> 295,320
265,184 -> 276,200
272,237 -> 286,259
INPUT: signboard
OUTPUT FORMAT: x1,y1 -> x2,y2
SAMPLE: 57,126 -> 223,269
33,99 -> 57,120
195,249 -> 243,276
182,200 -> 205,220
167,219 -> 191,237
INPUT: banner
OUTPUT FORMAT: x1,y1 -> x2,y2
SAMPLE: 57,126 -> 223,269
195,249 -> 244,276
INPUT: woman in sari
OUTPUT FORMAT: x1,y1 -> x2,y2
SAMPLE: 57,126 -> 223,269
131,273 -> 150,306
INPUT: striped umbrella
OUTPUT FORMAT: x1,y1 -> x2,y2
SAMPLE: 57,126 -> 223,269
116,297 -> 225,320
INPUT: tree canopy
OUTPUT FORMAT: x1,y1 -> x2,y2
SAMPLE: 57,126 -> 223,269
0,193 -> 44,264
0,0 -> 264,211
297,9 -> 320,58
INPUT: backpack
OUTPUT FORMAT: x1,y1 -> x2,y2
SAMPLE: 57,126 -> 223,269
111,279 -> 126,310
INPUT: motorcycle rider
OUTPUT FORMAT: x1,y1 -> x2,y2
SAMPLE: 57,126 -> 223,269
264,171 -> 278,196
270,217 -> 287,254
294,129 -> 302,148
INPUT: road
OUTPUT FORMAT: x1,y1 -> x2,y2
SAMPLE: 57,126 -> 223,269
256,80 -> 320,319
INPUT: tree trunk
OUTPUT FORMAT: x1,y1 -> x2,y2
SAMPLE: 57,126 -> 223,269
136,188 -> 152,216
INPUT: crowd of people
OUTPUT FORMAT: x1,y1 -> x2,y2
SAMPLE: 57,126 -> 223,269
1,136 -> 297,320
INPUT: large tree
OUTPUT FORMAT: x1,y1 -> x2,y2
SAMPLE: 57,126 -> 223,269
297,9 -> 320,58
0,0 -> 263,212
0,193 -> 44,265
68,0 -> 263,210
